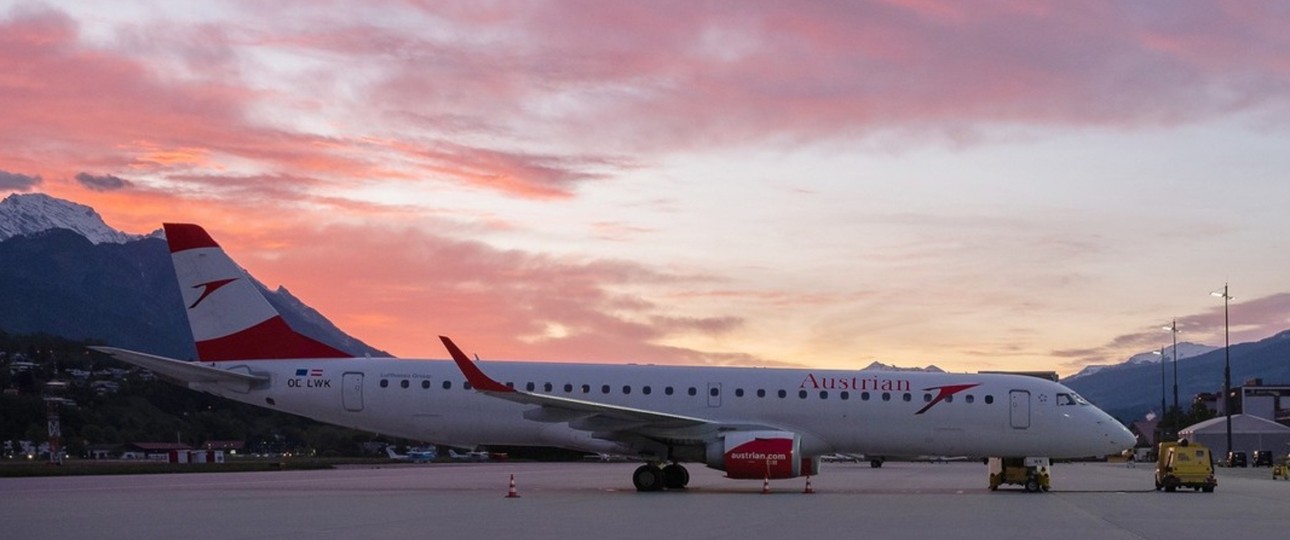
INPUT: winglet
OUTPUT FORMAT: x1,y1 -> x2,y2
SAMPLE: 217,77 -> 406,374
439,336 -> 512,393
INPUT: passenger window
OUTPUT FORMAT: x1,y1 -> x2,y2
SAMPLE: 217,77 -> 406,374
798,390 -> 808,399
582,384 -> 591,394
861,392 -> 870,401
985,395 -> 994,404
602,385 -> 610,394
464,382 -> 472,390
735,388 -> 744,397
882,392 -> 891,401
421,380 -> 430,389
623,385 -> 632,394
564,383 -> 573,392
443,381 -> 452,390
819,391 -> 828,399
902,393 -> 910,402
643,386 -> 652,395
965,394 -> 974,404
923,393 -> 932,402
778,390 -> 787,398
665,386 -> 674,395
400,379 -> 409,389
945,395 -> 953,403
757,389 -> 766,398
380,379 -> 389,388
710,387 -> 719,397
525,382 -> 535,391
543,382 -> 552,392
840,391 -> 849,400
688,387 -> 697,396
505,382 -> 514,389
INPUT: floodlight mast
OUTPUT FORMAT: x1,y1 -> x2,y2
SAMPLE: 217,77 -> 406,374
1212,284 -> 1233,457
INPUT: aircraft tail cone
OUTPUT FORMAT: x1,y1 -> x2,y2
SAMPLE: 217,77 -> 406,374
506,474 -> 521,498
803,475 -> 814,494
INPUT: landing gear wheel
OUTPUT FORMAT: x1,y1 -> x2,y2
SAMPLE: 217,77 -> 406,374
870,458 -> 884,468
632,464 -> 665,492
662,463 -> 689,489
1024,478 -> 1040,493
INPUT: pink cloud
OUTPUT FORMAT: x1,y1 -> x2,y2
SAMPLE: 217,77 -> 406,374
227,223 -> 777,366
330,1 -> 1290,151
0,6 -> 620,200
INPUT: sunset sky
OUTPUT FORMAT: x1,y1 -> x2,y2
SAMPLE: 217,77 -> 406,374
3,1 -> 1289,375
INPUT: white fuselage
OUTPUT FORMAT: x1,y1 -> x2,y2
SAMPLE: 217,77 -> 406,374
193,358 -> 1133,460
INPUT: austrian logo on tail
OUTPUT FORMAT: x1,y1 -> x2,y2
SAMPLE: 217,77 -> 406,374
188,278 -> 237,309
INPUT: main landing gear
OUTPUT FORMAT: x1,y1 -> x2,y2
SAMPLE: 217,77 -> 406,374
633,463 -> 690,492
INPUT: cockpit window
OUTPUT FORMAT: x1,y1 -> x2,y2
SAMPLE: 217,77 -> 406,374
1056,393 -> 1091,406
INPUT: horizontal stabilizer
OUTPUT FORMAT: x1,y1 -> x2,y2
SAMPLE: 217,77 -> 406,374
89,346 -> 268,391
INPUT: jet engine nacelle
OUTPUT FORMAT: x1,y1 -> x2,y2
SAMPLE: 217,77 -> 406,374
705,430 -> 820,479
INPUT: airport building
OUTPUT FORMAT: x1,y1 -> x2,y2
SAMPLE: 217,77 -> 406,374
1214,379 -> 1290,425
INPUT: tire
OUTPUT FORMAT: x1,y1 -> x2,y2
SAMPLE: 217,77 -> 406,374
1025,478 -> 1040,493
662,463 -> 689,489
632,464 -> 665,492
870,459 -> 884,468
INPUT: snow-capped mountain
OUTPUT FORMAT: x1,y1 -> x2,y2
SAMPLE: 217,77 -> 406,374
0,192 -> 388,358
861,361 -> 945,373
0,192 -> 148,244
1064,342 -> 1218,381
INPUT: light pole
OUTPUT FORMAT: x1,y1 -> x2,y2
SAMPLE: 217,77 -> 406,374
1162,319 -> 1179,416
1212,284 -> 1233,457
1153,347 -> 1168,440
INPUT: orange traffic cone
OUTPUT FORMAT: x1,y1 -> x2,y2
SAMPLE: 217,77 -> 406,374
505,474 -> 520,498
803,475 -> 815,494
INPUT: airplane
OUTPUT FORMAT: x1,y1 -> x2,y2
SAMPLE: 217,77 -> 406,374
92,223 -> 1136,492
447,448 -> 490,462
385,446 -> 436,463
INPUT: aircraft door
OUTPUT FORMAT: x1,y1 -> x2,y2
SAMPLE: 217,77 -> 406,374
342,372 -> 364,412
707,382 -> 722,407
1009,390 -> 1030,429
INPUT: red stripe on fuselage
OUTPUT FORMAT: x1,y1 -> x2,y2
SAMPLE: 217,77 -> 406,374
163,223 -> 220,253
195,316 -> 350,361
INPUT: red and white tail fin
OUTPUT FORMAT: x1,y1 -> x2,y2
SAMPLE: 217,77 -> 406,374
163,223 -> 350,361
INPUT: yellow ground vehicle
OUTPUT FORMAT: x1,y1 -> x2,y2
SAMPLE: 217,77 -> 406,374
988,457 -> 1051,493
1155,440 -> 1216,493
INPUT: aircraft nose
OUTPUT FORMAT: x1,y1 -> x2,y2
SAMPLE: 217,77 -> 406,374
1106,420 -> 1136,451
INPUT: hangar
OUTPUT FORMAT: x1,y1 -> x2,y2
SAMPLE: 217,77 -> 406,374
1179,414 -> 1290,459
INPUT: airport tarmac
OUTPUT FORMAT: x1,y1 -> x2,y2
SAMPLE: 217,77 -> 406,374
3,461 -> 1288,540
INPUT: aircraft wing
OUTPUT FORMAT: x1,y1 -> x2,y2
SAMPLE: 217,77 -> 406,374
440,337 -> 767,442
89,346 -> 268,392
